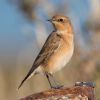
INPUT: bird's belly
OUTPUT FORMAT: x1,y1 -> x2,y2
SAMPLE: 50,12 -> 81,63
45,47 -> 73,74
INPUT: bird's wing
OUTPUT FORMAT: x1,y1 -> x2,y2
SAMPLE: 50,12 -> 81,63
18,32 -> 61,89
34,32 -> 61,66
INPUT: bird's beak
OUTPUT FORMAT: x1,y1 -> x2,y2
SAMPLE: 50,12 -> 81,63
47,19 -> 52,22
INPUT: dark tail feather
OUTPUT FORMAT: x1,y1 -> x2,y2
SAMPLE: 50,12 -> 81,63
18,75 -> 28,89
18,66 -> 36,89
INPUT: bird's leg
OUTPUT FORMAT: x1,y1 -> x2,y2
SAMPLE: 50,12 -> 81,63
48,73 -> 63,89
45,72 -> 53,88
45,72 -> 63,89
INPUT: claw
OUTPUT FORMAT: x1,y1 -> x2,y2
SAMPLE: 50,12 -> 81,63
51,85 -> 64,89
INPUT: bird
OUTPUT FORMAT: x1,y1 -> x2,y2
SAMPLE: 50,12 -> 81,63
18,15 -> 74,89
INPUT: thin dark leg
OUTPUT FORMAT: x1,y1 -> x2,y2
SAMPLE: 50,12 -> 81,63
48,73 -> 63,89
45,72 -> 63,89
45,72 -> 53,88
49,73 -> 59,85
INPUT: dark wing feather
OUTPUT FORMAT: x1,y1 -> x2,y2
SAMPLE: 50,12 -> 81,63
18,32 -> 61,89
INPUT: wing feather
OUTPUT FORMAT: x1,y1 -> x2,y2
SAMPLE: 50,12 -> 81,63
18,32 -> 61,89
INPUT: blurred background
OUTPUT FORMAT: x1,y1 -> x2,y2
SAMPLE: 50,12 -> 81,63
0,0 -> 100,100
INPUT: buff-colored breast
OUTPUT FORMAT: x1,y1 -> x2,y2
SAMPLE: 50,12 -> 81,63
43,37 -> 74,74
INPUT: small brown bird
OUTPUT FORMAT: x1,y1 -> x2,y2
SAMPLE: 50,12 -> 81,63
18,15 -> 74,89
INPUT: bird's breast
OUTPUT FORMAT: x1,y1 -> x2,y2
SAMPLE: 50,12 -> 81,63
43,42 -> 74,74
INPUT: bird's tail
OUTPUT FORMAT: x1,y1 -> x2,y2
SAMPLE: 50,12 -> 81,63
18,66 -> 36,89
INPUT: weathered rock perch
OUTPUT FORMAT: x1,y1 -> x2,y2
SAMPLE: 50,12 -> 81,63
19,82 -> 95,100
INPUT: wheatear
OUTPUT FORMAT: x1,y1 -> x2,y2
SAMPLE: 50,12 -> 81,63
18,15 -> 74,89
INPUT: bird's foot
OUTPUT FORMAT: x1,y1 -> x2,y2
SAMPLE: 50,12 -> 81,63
51,85 -> 63,89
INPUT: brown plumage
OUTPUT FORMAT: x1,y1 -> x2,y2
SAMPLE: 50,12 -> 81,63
18,15 -> 74,89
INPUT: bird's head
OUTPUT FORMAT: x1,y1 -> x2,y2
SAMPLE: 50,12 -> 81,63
48,15 -> 73,33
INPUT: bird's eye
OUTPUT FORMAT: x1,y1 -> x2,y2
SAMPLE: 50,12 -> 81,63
59,18 -> 63,22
